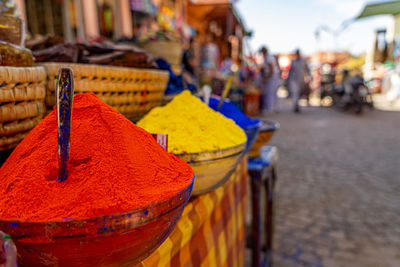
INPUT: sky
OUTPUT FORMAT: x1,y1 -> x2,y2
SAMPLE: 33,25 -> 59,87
236,0 -> 394,56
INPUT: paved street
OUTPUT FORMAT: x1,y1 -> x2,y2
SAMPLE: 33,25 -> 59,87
263,99 -> 400,267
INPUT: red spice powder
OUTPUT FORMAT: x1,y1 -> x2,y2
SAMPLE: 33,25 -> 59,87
0,93 -> 193,222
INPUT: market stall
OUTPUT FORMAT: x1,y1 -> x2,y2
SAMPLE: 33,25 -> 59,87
0,39 -> 256,264
0,2 -> 280,266
0,89 -> 254,266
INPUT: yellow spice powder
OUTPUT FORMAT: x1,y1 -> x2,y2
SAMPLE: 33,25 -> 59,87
137,91 -> 247,154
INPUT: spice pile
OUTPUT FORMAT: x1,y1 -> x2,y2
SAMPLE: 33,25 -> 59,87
0,93 -> 193,222
137,91 -> 246,154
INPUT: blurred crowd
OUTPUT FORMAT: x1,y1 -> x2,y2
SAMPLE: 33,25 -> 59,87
181,31 -> 400,117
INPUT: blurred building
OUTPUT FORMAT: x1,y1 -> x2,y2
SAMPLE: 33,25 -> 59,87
16,0 -> 133,41
356,1 -> 400,65
15,0 -> 248,66
186,0 -> 248,64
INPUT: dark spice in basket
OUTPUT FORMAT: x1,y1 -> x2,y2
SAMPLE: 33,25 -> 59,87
30,39 -> 157,68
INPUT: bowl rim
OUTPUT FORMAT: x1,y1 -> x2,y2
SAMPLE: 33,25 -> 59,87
244,120 -> 263,131
191,148 -> 246,196
174,142 -> 246,163
260,120 -> 280,132
0,176 -> 194,226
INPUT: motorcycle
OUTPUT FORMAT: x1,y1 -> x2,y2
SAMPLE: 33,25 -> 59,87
319,65 -> 336,105
332,70 -> 373,114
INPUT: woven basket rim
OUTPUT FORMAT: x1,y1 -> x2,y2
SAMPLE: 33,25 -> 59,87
0,66 -> 44,69
0,66 -> 46,83
38,62 -> 169,76
142,40 -> 182,46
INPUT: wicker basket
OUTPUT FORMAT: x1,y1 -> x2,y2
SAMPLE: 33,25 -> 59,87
41,63 -> 169,118
142,40 -> 182,66
0,66 -> 46,151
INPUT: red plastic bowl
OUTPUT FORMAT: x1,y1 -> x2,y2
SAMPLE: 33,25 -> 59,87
0,177 -> 194,267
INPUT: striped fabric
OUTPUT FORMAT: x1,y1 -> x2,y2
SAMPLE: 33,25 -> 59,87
137,157 -> 248,267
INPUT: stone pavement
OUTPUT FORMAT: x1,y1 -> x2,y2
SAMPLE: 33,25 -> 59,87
261,99 -> 400,267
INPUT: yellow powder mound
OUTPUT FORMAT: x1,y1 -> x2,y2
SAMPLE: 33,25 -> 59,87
137,91 -> 247,154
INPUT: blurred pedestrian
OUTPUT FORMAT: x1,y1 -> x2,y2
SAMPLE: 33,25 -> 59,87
182,38 -> 199,91
260,46 -> 280,113
201,33 -> 220,84
288,49 -> 310,113
202,33 -> 220,71
183,38 -> 196,76
273,55 -> 282,110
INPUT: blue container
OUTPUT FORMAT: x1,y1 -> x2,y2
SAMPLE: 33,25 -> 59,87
244,123 -> 261,154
